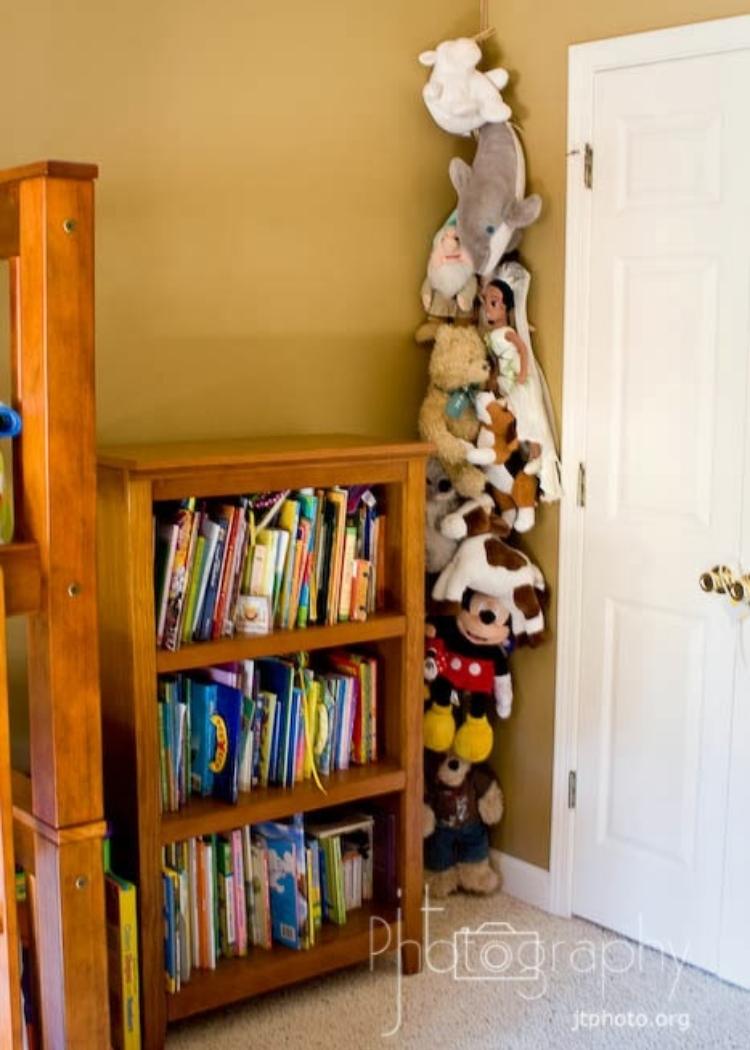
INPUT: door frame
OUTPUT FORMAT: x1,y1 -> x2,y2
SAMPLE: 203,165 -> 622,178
550,13 -> 750,918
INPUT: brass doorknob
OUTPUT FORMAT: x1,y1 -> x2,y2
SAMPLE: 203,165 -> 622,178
729,576 -> 750,604
700,566 -> 750,605
699,566 -> 733,593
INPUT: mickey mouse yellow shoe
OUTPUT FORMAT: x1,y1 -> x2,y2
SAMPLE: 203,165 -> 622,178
454,714 -> 493,763
423,702 -> 456,753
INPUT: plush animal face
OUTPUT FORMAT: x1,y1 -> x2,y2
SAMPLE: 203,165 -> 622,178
435,751 -> 472,789
419,37 -> 483,74
427,225 -> 475,300
426,457 -> 457,505
457,591 -> 511,647
483,398 -> 519,463
428,325 -> 490,392
450,123 -> 542,277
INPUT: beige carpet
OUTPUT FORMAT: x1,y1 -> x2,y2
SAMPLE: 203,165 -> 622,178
168,892 -> 750,1049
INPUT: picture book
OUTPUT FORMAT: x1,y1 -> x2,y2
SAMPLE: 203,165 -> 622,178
254,822 -> 300,950
188,679 -> 216,797
105,867 -> 141,1050
210,684 -> 243,804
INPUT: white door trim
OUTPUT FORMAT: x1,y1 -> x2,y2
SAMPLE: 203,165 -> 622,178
550,13 -> 750,919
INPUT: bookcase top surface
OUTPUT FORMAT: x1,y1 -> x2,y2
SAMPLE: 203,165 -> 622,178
98,433 -> 432,474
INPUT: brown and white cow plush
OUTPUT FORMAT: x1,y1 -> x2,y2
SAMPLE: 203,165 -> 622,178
432,511 -> 545,644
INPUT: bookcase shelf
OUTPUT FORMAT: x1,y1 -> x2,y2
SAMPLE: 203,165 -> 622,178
97,435 -> 428,1049
166,902 -> 398,1022
161,760 -> 406,843
155,611 -> 407,674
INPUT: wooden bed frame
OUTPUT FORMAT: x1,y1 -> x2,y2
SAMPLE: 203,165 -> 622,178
0,161 -> 110,1048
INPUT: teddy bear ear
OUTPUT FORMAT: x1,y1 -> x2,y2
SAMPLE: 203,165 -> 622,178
419,49 -> 437,67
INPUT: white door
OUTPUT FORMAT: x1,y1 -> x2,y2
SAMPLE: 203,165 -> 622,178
565,20 -> 750,984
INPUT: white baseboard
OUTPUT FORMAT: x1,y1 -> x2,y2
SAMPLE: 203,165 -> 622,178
490,849 -> 551,912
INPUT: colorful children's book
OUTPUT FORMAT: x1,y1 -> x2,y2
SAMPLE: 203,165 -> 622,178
337,524 -> 357,622
190,517 -> 222,640
188,679 -> 217,797
210,684 -> 243,803
196,512 -> 230,641
249,838 -> 272,949
105,866 -> 141,1049
216,837 -> 236,958
180,534 -> 206,644
162,501 -> 196,651
155,520 -> 179,647
253,822 -> 300,949
231,829 -> 248,957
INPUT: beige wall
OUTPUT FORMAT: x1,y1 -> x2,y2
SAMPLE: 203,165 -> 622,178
0,0 -> 479,757
6,1 -> 747,871
487,1 -> 750,869
1,0 -> 482,447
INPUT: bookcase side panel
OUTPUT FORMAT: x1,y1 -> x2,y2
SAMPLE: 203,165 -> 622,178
399,456 -> 426,974
97,468 -> 166,1048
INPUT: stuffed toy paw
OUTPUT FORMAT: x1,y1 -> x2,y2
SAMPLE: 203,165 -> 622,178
454,713 -> 493,764
424,700 -> 457,754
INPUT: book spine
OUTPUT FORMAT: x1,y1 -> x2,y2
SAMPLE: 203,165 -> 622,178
211,508 -> 239,640
162,506 -> 195,651
337,526 -> 357,622
231,829 -> 248,956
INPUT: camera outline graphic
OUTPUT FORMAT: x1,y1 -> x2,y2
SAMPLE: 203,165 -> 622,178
453,920 -> 544,983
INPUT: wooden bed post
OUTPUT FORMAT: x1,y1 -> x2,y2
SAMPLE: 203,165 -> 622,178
1,161 -> 109,1048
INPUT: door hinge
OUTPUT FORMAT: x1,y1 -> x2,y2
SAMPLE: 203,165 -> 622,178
576,462 -> 586,507
568,770 -> 577,809
584,143 -> 593,189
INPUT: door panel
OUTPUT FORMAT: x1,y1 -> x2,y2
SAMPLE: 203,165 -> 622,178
572,46 -> 750,976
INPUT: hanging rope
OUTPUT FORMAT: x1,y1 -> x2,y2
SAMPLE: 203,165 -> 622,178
480,0 -> 489,32
475,1 -> 495,44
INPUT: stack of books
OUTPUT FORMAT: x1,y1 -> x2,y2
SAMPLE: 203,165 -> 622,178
157,651 -> 379,813
154,487 -> 385,650
161,811 -> 388,990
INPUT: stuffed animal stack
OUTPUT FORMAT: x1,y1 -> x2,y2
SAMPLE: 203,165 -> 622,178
417,34 -> 561,896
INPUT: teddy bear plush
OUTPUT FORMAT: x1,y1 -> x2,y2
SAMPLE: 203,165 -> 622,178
418,324 -> 493,499
423,749 -> 503,897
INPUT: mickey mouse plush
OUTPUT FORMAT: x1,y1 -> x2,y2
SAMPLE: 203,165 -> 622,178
424,589 -> 514,763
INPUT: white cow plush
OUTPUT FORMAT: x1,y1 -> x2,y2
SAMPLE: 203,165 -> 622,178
432,529 -> 546,644
419,37 -> 511,136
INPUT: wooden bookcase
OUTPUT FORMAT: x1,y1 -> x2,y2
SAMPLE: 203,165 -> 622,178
96,435 -> 428,1049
